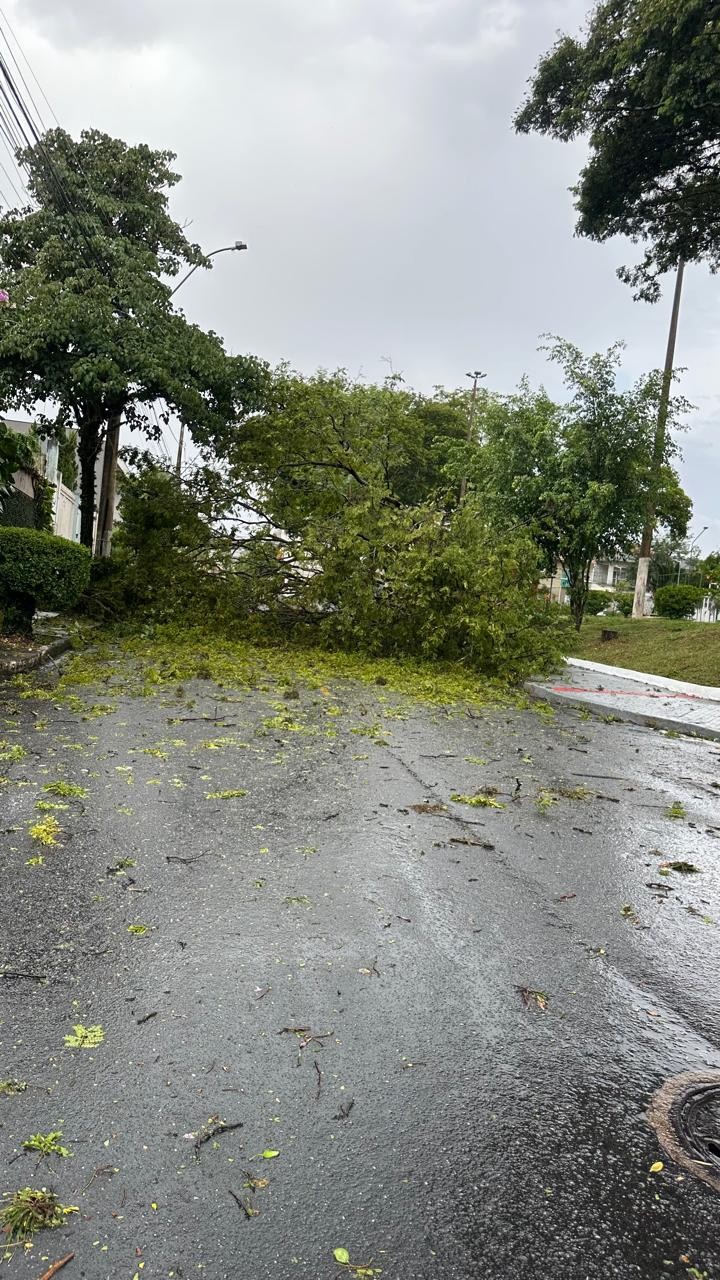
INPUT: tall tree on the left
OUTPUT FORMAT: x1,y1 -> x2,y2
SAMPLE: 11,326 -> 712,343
0,129 -> 265,546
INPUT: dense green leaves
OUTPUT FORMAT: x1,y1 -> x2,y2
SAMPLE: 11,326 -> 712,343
515,0 -> 720,298
653,583 -> 705,618
102,371 -> 567,679
0,526 -> 90,633
0,128 -> 265,545
475,337 -> 690,627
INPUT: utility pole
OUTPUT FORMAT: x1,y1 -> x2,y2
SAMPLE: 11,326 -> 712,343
459,369 -> 486,502
632,259 -> 685,618
175,423 -> 185,478
171,240 -> 247,477
94,411 -> 121,557
93,239 -> 247,554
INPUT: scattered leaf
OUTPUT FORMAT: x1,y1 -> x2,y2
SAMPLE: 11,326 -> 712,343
64,1024 -> 104,1049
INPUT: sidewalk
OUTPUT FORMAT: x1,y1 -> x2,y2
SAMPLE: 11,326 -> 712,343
526,657 -> 720,741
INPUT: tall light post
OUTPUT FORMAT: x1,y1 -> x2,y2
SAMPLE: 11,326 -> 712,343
94,240 -> 248,555
676,525 -> 708,584
170,240 -> 247,297
171,241 -> 248,476
632,259 -> 685,617
458,369 -> 486,502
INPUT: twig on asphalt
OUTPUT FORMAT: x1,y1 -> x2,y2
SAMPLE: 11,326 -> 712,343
36,1254 -> 74,1280
279,1027 -> 333,1066
228,1189 -> 256,1219
82,1164 -> 115,1192
334,1098 -> 354,1121
177,717 -> 236,725
554,893 -> 577,903
136,1011 -> 158,1025
193,1116 -> 242,1155
0,969 -> 47,981
166,854 -> 205,865
314,1060 -> 322,1100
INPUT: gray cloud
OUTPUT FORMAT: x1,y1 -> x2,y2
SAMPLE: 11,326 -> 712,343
6,0 -> 718,551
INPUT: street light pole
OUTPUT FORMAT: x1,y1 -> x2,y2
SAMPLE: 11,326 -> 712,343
170,240 -> 247,298
632,258 -> 685,617
94,240 -> 248,554
171,240 -> 248,477
459,369 -> 486,502
676,526 -> 708,584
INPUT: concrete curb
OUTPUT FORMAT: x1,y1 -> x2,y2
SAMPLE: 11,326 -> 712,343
565,656 -> 720,703
0,636 -> 72,681
524,680 -> 720,743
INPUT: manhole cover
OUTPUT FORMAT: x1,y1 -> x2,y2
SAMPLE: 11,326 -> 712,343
647,1071 -> 720,1192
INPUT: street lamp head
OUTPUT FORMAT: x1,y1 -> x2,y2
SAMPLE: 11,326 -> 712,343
466,370 -> 486,380
234,241 -> 248,251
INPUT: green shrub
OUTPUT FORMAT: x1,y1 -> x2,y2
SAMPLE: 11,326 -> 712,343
585,590 -> 614,616
0,527 -> 90,635
653,583 -> 705,619
616,591 -> 634,617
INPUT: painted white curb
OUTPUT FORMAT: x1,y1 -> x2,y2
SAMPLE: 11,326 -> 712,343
565,657 -> 720,703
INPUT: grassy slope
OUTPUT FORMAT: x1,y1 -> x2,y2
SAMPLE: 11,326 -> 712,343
567,617 -> 720,686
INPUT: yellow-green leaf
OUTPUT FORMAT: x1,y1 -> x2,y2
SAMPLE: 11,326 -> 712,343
333,1247 -> 350,1265
649,1160 -> 664,1173
262,1149 -> 280,1159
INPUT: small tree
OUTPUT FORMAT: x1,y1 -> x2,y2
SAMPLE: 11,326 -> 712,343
0,527 -> 90,634
477,338 -> 691,629
654,584 -> 705,619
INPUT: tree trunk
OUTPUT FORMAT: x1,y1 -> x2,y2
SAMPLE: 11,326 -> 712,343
78,423 -> 103,549
565,561 -> 591,631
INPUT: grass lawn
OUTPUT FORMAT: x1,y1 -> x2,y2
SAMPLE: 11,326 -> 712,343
567,616 -> 720,687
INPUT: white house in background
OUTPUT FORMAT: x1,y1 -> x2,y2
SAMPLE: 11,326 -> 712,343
2,417 -> 121,544
542,557 -> 638,605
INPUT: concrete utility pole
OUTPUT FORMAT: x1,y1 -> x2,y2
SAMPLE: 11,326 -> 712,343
458,369 -> 486,502
172,241 -> 247,477
632,259 -> 685,618
94,411 -> 121,558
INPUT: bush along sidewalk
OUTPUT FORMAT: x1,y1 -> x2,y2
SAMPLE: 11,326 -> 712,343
0,527 -> 90,636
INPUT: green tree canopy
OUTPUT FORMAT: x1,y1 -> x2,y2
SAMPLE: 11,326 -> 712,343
475,337 -> 691,627
515,0 -> 720,299
110,372 -> 566,679
0,128 -> 266,545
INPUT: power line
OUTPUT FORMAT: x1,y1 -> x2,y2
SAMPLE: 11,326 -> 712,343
0,7 -> 59,127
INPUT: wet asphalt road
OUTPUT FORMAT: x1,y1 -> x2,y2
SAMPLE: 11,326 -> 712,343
1,653 -> 720,1280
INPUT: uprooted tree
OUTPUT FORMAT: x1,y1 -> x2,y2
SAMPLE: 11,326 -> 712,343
94,371 -> 568,680
0,128 -> 267,547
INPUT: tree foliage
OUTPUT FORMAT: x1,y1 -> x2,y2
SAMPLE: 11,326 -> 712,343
475,337 -> 691,628
0,421 -> 35,507
653,583 -> 705,618
515,0 -> 720,299
99,376 -> 568,680
0,526 -> 90,634
0,128 -> 266,546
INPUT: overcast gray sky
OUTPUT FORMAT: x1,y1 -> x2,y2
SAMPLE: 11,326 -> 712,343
4,0 -> 719,552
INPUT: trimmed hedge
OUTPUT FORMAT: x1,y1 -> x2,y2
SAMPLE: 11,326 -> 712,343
0,526 -> 90,634
653,583 -> 705,620
0,488 -> 36,529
